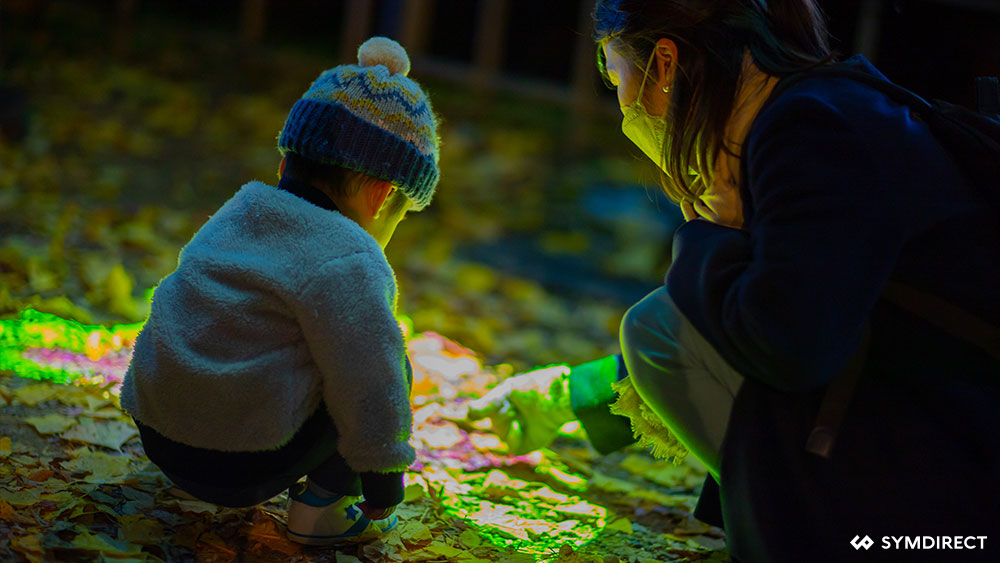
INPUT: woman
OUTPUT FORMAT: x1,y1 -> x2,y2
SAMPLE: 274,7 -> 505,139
469,1 -> 1000,561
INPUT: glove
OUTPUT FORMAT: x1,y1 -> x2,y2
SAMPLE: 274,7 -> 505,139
356,500 -> 397,520
466,364 -> 576,455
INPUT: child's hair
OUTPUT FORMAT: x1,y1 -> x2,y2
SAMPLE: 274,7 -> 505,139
283,153 -> 411,214
593,0 -> 834,204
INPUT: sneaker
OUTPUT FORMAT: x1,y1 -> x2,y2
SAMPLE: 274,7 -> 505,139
285,482 -> 398,545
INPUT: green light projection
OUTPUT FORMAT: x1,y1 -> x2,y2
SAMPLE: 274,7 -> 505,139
0,307 -> 610,557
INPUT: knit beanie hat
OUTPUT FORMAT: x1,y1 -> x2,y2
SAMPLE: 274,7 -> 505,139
278,37 -> 440,210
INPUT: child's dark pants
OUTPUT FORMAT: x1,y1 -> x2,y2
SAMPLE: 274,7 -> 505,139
134,403 -> 359,508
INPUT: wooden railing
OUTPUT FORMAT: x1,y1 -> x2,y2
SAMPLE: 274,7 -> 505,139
273,0 -> 613,115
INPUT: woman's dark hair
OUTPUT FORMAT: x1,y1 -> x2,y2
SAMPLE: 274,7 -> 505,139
593,0 -> 834,203
282,153 -> 410,213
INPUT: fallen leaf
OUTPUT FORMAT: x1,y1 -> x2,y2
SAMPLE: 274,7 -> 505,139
403,482 -> 425,502
172,523 -> 203,549
81,407 -> 122,419
551,501 -> 606,520
498,553 -> 537,563
245,509 -> 300,555
40,491 -> 74,504
121,486 -> 154,507
606,517 -> 633,534
60,418 -> 138,450
119,514 -> 164,545
687,535 -> 727,551
10,533 -> 44,559
526,486 -> 571,504
626,487 -> 691,508
68,499 -> 120,519
554,519 -> 579,533
169,498 -> 218,515
0,436 -> 11,457
335,553 -> 363,563
0,499 -> 15,520
27,468 -> 54,482
423,542 -> 464,559
86,488 -> 119,505
196,530 -> 235,558
590,471 -> 638,494
71,530 -> 144,557
672,516 -> 712,536
361,538 -> 405,562
621,453 -> 705,489
24,413 -> 78,434
480,469 -> 529,496
0,487 -> 42,506
13,383 -> 58,406
52,385 -> 94,408
60,449 -> 133,482
399,520 -> 433,543
459,528 -> 483,548
84,395 -> 110,410
10,454 -> 39,467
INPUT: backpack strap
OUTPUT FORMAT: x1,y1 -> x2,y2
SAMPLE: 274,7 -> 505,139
806,278 -> 1000,460
976,77 -> 1000,115
883,280 -> 1000,363
805,325 -> 870,459
767,64 -> 935,115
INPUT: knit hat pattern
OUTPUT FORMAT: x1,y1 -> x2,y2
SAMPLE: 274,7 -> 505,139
278,37 -> 439,210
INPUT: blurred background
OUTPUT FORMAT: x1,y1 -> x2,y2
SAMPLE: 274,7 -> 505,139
1,0 -> 999,373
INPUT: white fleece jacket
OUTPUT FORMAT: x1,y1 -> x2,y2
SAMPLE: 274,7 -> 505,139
120,181 -> 415,473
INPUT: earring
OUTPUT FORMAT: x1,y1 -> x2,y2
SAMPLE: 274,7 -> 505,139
662,85 -> 671,94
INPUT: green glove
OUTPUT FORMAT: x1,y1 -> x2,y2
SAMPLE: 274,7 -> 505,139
466,364 -> 576,455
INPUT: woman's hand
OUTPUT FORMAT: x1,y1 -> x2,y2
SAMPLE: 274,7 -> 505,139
466,365 -> 576,455
681,160 -> 745,228
680,200 -> 700,222
681,191 -> 742,228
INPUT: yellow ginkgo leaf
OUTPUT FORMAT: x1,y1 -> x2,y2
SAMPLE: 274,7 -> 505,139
459,528 -> 482,548
60,418 -> 137,450
13,384 -> 58,407
24,413 -> 78,435
606,517 -> 633,534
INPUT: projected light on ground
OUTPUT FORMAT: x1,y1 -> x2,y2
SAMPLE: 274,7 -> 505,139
1,308 -> 610,556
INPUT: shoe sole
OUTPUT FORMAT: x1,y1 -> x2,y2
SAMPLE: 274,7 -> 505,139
286,516 -> 398,546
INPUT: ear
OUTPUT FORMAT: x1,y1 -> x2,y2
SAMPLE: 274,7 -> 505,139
278,155 -> 287,179
364,179 -> 395,217
654,38 -> 678,90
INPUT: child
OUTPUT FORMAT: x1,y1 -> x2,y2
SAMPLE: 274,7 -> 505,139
120,36 -> 440,545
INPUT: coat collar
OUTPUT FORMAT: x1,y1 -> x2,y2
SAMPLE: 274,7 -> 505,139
275,176 -> 340,214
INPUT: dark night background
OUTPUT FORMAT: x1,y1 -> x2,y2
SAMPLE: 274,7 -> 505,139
6,1 -> 999,107
1,0 -> 999,367
0,2 -> 998,561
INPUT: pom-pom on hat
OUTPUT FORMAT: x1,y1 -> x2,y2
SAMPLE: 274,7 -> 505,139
278,37 -> 439,210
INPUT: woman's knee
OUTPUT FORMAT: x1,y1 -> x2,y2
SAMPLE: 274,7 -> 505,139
619,288 -> 682,384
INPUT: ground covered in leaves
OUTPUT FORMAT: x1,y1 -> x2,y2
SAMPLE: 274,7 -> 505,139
0,327 -> 727,562
0,2 -> 724,561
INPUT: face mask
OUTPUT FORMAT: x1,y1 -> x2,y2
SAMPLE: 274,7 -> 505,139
621,49 -> 668,171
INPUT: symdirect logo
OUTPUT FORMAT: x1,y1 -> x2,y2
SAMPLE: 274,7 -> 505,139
851,535 -> 988,551
851,535 -> 874,550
